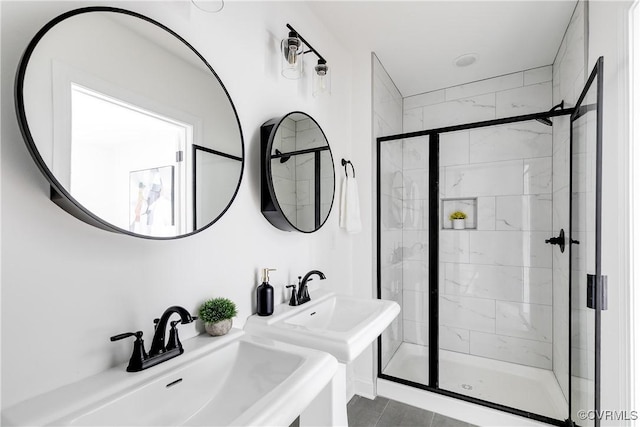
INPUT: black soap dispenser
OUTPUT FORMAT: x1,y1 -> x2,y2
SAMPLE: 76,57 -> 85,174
257,268 -> 276,316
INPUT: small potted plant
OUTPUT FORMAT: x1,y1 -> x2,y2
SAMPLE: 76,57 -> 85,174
199,297 -> 237,336
449,211 -> 467,230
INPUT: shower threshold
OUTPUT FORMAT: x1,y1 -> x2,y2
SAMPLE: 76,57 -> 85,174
382,342 -> 567,421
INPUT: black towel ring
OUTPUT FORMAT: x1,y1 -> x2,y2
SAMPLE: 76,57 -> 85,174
341,159 -> 355,178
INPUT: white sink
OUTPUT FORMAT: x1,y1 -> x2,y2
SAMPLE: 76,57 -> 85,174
1,329 -> 337,426
245,290 -> 400,363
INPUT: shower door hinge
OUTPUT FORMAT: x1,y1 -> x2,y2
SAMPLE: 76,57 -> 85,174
176,150 -> 184,162
587,274 -> 608,310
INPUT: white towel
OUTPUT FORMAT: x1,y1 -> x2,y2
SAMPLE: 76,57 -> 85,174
340,176 -> 362,233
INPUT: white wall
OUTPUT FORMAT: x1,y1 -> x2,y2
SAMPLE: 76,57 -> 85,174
587,1 -> 633,424
350,53 -> 404,399
349,50 -> 376,398
632,0 -> 640,419
0,0 -> 359,409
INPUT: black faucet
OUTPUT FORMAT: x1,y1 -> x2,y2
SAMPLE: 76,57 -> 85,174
110,305 -> 195,372
298,270 -> 326,305
149,306 -> 194,356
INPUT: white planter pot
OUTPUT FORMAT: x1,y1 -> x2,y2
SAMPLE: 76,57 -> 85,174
205,318 -> 232,336
452,219 -> 465,230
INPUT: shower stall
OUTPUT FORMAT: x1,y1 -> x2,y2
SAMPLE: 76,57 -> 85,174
376,58 -> 604,426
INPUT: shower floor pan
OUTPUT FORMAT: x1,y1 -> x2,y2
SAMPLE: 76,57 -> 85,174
383,342 -> 566,421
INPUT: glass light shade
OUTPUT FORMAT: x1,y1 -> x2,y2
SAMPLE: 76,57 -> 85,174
281,33 -> 303,79
313,60 -> 331,97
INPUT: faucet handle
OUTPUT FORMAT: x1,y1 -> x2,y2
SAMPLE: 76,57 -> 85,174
166,320 -> 186,353
286,284 -> 299,306
110,331 -> 143,341
110,331 -> 148,372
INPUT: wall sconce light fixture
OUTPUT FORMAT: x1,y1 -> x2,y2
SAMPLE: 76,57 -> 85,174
281,29 -> 303,79
281,24 -> 330,96
313,58 -> 331,97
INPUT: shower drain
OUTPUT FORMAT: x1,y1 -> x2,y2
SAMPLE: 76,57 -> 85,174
461,384 -> 473,390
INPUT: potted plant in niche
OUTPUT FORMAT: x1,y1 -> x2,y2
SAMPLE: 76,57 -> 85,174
199,297 -> 237,336
449,211 -> 467,230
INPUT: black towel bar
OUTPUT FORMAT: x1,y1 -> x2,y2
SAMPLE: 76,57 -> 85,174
341,158 -> 355,178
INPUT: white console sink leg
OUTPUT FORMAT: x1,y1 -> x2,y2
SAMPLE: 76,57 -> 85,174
300,362 -> 348,426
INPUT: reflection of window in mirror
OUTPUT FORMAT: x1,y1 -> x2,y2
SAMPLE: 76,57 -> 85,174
17,9 -> 244,239
70,84 -> 192,237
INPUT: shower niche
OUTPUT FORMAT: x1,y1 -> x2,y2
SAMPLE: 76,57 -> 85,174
376,59 -> 605,426
441,198 -> 477,230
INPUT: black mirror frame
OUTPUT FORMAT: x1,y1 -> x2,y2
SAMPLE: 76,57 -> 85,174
260,112 -> 335,233
14,6 -> 245,240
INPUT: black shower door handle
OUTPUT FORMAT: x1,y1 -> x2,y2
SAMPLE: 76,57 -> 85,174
545,229 -> 566,253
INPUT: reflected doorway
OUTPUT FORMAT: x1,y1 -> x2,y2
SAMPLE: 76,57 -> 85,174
70,84 -> 190,236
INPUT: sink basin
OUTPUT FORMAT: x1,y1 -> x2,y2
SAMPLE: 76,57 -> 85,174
2,330 -> 337,426
245,290 -> 400,363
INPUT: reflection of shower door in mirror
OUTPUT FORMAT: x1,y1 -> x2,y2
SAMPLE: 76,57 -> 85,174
193,145 -> 243,231
569,57 -> 604,427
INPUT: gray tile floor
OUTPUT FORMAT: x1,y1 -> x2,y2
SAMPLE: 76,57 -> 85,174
347,395 -> 476,427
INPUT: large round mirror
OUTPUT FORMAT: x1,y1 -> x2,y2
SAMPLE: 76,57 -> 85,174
261,112 -> 335,233
15,7 -> 244,239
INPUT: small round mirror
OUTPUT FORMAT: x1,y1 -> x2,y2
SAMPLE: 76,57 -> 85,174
15,7 -> 244,239
261,112 -> 335,232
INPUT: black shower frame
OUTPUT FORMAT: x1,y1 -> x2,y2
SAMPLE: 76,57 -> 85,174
376,106 -> 575,427
568,56 -> 604,427
192,144 -> 242,231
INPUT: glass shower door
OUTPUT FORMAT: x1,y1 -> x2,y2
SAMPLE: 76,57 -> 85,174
378,135 -> 432,387
569,57 -> 604,427
437,121 -> 563,420
375,59 -> 605,424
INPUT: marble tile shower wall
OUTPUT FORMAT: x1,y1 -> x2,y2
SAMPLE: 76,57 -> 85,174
270,117 -> 332,230
292,118 -> 333,230
373,55 -> 404,368
271,117 -> 297,226
399,136 -> 430,347
402,66 -> 555,370
551,1 -> 586,400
